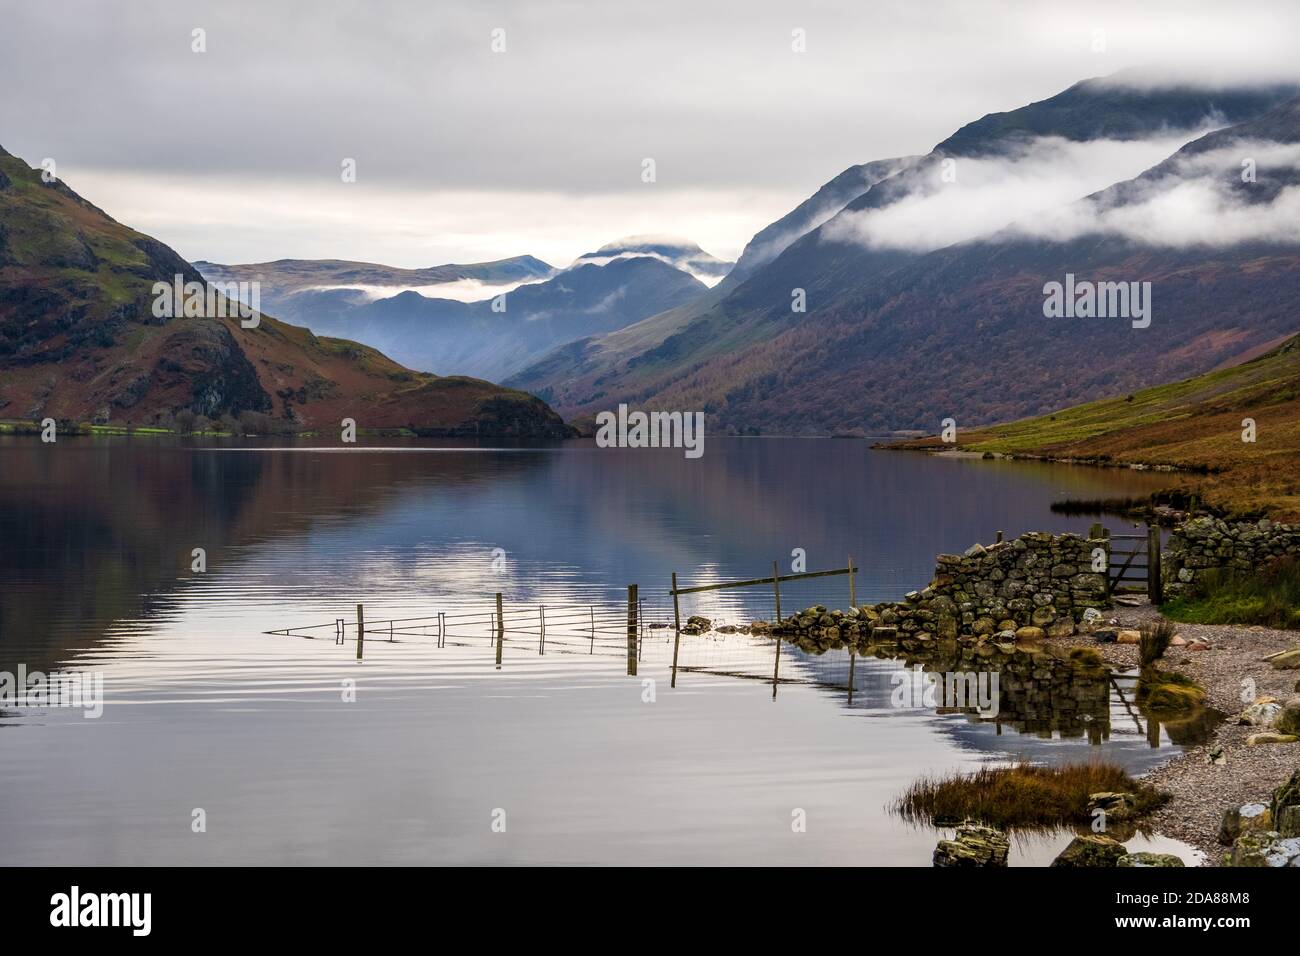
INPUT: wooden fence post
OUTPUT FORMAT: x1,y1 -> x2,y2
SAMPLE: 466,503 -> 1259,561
626,584 -> 638,676
539,605 -> 546,655
771,630 -> 782,700
1100,526 -> 1112,600
847,647 -> 856,705
355,603 -> 364,660
847,554 -> 856,608
1147,523 -> 1162,604
771,560 -> 783,625
495,593 -> 504,668
670,572 -> 682,688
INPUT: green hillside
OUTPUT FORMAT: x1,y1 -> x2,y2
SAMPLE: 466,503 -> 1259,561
894,334 -> 1300,519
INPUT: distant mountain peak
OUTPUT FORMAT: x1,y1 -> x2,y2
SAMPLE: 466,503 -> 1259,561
574,235 -> 733,285
589,235 -> 706,256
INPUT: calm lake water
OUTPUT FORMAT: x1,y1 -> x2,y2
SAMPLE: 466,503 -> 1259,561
0,436 -> 1203,865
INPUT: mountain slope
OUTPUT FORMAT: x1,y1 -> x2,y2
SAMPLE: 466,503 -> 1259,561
0,146 -> 569,436
894,332 -> 1300,520
513,74 -> 1300,421
728,156 -> 920,281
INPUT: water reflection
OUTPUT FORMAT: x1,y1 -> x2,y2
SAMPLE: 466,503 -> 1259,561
0,436 -> 1194,865
664,631 -> 1220,763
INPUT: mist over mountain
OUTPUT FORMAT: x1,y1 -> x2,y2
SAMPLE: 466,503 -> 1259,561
201,241 -> 718,382
573,236 -> 733,286
729,156 -> 920,281
12,64 -> 1299,441
508,74 -> 1300,431
195,256 -> 555,304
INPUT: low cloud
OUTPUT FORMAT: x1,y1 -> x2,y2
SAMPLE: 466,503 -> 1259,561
569,251 -> 727,286
821,132 -> 1210,252
304,277 -> 548,304
1012,140 -> 1300,246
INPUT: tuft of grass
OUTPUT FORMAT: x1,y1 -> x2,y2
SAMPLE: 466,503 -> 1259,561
1136,671 -> 1207,712
1162,558 -> 1300,630
893,761 -> 1167,831
1139,619 -> 1177,668
1067,646 -> 1107,672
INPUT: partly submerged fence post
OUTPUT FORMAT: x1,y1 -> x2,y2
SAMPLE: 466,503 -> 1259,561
355,604 -> 364,660
771,627 -> 782,700
670,572 -> 682,688
539,605 -> 546,655
495,593 -> 504,668
771,561 -> 783,625
847,647 -> 856,705
847,554 -> 856,608
589,605 -> 595,654
438,611 -> 445,648
1147,523 -> 1162,603
626,584 -> 638,676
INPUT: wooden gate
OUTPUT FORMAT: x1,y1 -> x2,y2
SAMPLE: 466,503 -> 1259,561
1106,525 -> 1162,602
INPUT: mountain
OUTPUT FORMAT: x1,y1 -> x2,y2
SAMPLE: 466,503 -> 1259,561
727,156 -> 919,281
510,73 -> 1300,425
505,157 -> 914,404
892,332 -> 1300,520
664,93 -> 1300,435
200,242 -> 713,383
0,146 -> 570,436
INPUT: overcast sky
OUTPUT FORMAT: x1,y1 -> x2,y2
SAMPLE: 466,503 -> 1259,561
3,0 -> 1299,267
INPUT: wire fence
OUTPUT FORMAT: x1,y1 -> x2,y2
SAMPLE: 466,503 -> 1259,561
267,595 -> 683,672
262,560 -> 864,693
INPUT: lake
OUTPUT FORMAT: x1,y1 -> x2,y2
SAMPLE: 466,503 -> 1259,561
0,435 -> 1202,865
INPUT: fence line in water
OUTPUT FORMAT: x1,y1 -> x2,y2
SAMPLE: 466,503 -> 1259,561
266,590 -> 670,672
264,560 -> 865,688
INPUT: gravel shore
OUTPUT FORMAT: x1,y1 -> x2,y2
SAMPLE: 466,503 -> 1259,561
1049,601 -> 1299,864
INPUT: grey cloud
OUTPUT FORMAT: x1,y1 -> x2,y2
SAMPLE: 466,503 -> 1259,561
5,0 -> 1300,264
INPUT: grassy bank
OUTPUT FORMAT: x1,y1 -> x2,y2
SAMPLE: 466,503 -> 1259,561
0,417 -> 422,439
887,334 -> 1300,520
1162,558 -> 1300,629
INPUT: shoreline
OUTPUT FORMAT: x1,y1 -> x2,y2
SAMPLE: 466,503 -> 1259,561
1046,602 -> 1299,865
877,440 -> 1193,476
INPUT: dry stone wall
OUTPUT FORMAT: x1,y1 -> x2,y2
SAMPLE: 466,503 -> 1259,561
1163,516 -> 1300,595
777,531 -> 1110,644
